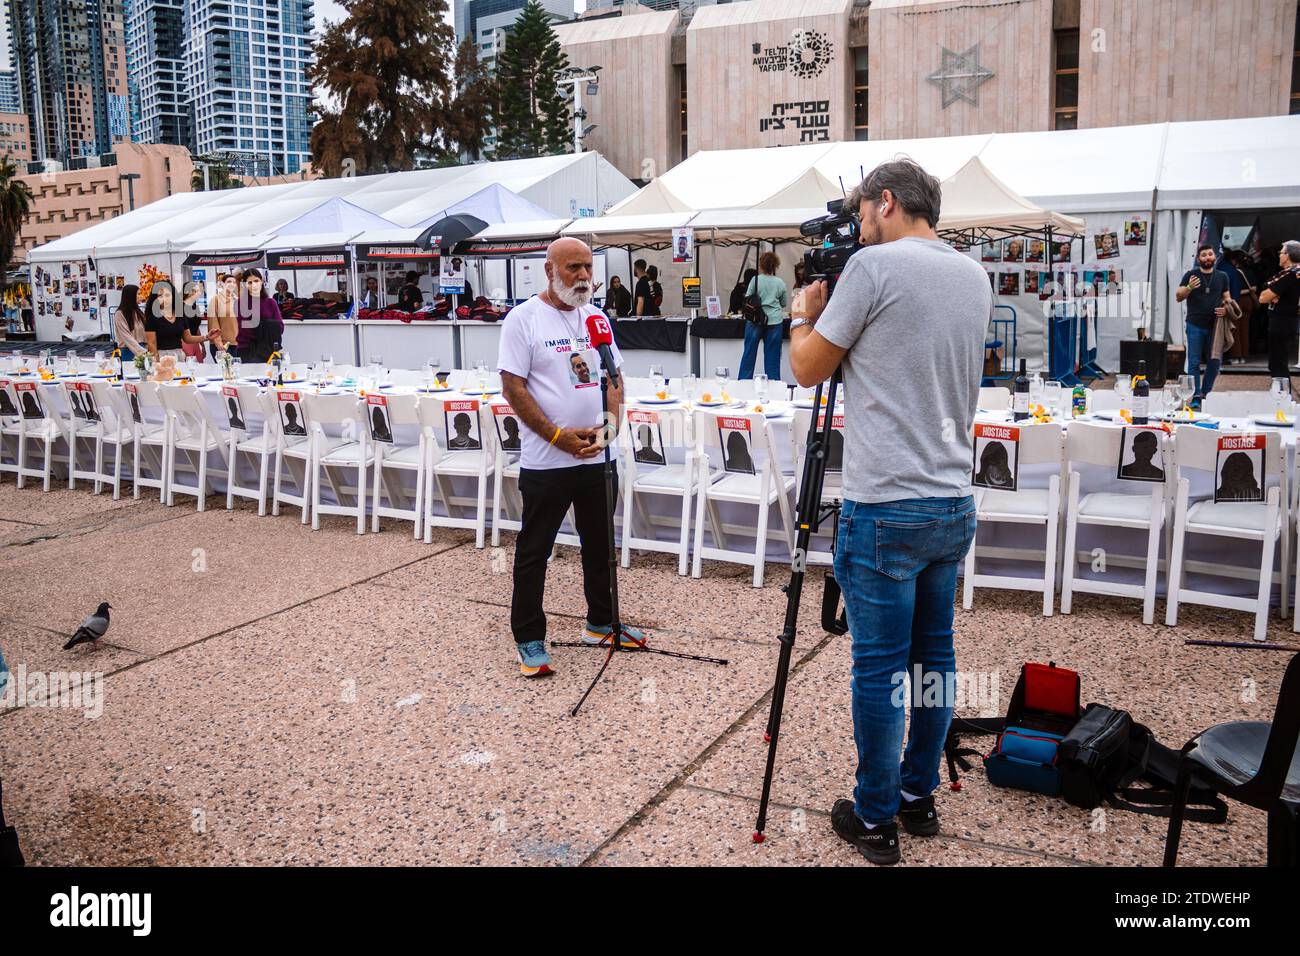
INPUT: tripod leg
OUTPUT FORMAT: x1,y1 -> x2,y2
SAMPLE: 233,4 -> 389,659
754,633 -> 796,842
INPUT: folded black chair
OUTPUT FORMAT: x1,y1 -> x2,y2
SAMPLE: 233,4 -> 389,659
1164,652 -> 1300,867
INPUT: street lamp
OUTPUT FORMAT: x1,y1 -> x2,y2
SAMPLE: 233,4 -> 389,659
558,66 -> 602,153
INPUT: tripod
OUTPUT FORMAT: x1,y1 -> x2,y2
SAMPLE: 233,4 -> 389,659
753,368 -> 844,842
552,363 -> 729,718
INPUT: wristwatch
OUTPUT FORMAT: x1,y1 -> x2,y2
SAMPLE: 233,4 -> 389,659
790,317 -> 811,331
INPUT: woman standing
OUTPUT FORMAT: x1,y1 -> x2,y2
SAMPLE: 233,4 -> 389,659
738,251 -> 789,381
114,284 -> 147,360
208,272 -> 240,358
1259,241 -> 1300,392
236,268 -> 284,362
605,275 -> 632,317
143,280 -> 207,362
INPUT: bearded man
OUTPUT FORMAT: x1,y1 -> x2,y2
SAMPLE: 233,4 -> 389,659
497,237 -> 646,678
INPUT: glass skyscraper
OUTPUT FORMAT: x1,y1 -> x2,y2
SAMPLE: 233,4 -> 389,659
183,0 -> 315,176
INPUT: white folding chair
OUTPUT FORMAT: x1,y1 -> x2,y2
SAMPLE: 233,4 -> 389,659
1060,422 -> 1169,624
88,381 -> 135,499
271,390 -> 316,524
0,379 -> 20,481
157,384 -> 228,511
303,392 -> 371,534
1201,392 -> 1274,419
1166,427 -> 1288,643
691,408 -> 795,587
62,381 -> 103,491
124,381 -> 169,501
963,422 -> 1064,617
222,384 -> 276,515
6,382 -> 69,491
620,403 -> 706,576
420,397 -> 495,548
485,401 -> 582,550
790,406 -> 845,567
978,386 -> 1011,411
369,393 -> 424,537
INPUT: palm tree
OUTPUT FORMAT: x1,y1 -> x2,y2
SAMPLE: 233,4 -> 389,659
191,156 -> 245,191
0,155 -> 33,296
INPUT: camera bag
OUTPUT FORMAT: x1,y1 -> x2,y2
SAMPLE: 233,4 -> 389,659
982,662 -> 1080,797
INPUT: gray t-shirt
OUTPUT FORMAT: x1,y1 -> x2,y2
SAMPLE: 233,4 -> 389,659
814,236 -> 993,504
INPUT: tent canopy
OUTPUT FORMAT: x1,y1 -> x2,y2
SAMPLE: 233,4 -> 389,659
28,152 -> 637,263
934,157 -> 1086,240
352,183 -> 556,247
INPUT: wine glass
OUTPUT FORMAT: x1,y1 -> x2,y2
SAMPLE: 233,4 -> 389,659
1161,383 -> 1178,418
1271,378 -> 1289,418
682,373 -> 697,404
714,366 -> 730,400
426,358 -> 441,390
649,364 -> 665,394
1043,381 -> 1062,418
232,356 -> 243,379
321,354 -> 335,384
1175,375 -> 1194,414
754,373 -> 770,403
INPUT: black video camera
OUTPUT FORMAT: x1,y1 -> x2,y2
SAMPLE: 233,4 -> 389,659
801,198 -> 860,293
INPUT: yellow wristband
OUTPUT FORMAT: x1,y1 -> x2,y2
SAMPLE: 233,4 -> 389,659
549,426 -> 561,446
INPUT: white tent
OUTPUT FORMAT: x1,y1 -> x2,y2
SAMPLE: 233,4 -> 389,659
934,158 -> 1086,238
352,183 -> 557,247
28,152 -> 637,263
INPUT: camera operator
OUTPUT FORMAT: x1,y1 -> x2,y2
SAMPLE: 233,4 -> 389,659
788,159 -> 993,865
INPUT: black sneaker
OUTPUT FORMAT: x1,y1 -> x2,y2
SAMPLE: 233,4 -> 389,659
899,795 -> 940,836
830,799 -> 900,865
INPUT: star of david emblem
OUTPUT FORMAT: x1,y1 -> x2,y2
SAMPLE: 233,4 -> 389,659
926,44 -> 995,109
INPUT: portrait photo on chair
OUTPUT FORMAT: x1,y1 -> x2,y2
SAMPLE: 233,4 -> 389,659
278,392 -> 307,437
718,417 -> 755,475
443,400 -> 482,451
366,394 -> 394,444
1115,426 -> 1165,482
629,410 -> 666,466
972,423 -> 1020,492
221,385 -> 246,431
493,405 -> 521,451
1213,435 -> 1265,503
15,382 -> 44,420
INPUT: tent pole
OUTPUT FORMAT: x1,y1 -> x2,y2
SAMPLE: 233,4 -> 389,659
710,228 -> 718,303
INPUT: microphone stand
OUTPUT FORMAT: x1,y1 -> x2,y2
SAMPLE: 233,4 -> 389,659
553,355 -> 728,718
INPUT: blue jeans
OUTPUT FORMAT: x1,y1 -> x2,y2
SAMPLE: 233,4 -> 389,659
1185,321 -> 1220,397
739,320 -> 783,381
833,496 -> 977,826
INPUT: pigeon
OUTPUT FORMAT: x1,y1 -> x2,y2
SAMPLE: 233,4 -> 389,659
64,602 -> 112,651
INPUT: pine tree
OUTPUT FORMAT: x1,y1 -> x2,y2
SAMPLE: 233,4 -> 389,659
307,0 -> 456,176
444,38 -> 495,163
493,1 -> 572,160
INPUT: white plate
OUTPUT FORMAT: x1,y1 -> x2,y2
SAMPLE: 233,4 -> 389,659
1253,414 -> 1295,427
792,399 -> 842,410
695,399 -> 731,407
461,388 -> 500,396
1160,413 -> 1218,425
751,403 -> 790,419
635,394 -> 678,404
419,385 -> 454,393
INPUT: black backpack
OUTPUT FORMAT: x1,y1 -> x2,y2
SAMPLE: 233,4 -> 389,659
1057,704 -> 1227,823
742,276 -> 765,326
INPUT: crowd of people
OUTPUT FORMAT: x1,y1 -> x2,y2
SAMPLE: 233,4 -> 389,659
113,267 -> 285,365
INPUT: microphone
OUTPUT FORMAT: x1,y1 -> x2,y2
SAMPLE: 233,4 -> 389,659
585,312 -> 620,387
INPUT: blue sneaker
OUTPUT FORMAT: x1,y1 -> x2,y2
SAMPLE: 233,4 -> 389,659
581,621 -> 648,649
516,640 -> 554,677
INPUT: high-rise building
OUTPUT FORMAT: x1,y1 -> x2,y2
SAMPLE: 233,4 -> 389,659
0,72 -> 19,115
10,0 -> 134,165
453,0 -> 573,70
125,0 -> 190,146
183,0 -> 316,177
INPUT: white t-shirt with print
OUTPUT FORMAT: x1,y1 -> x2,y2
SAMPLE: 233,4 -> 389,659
497,295 -> 624,470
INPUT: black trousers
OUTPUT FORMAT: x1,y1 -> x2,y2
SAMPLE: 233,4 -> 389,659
1267,316 -> 1297,380
510,463 -> 618,645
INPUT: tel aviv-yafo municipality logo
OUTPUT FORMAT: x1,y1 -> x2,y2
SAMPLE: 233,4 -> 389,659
752,29 -> 834,78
